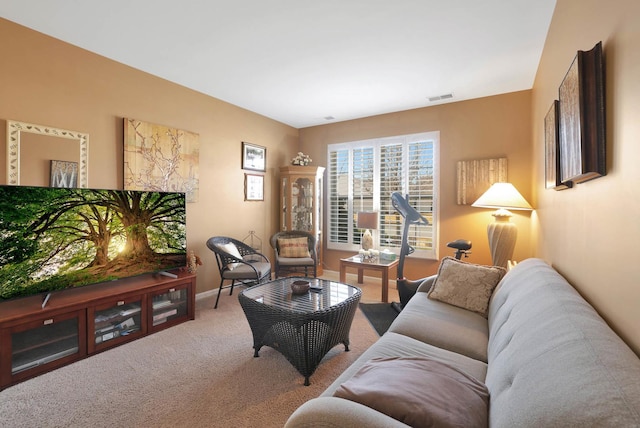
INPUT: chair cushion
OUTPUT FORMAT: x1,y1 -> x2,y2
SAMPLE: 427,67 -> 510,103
277,237 -> 310,258
222,262 -> 271,280
333,356 -> 489,428
428,256 -> 505,317
277,256 -> 314,266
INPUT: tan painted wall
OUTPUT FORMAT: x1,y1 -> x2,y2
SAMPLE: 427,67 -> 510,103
299,91 -> 533,281
0,18 -> 299,294
531,0 -> 640,354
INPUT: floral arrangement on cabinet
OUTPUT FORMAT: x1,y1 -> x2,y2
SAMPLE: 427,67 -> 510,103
291,152 -> 312,166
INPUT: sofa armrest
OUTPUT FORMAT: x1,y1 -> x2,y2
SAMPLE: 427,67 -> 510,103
416,274 -> 437,293
284,397 -> 409,428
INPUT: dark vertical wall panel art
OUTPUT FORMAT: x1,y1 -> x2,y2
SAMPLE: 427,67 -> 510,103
558,41 -> 606,185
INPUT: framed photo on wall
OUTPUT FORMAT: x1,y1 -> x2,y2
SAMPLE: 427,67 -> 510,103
244,173 -> 264,201
242,142 -> 266,172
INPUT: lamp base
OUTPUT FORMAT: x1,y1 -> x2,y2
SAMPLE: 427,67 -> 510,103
362,229 -> 374,251
487,217 -> 517,268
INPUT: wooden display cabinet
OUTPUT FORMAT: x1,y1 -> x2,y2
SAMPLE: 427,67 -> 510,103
279,165 -> 325,275
0,271 -> 195,390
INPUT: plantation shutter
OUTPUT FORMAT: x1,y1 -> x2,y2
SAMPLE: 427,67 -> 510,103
327,132 -> 438,259
379,143 -> 404,249
352,147 -> 375,244
406,141 -> 435,251
328,149 -> 349,244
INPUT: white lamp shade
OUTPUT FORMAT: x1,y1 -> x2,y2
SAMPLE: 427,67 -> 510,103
471,183 -> 532,211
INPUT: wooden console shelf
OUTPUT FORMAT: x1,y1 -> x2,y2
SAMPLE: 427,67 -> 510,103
0,270 -> 196,390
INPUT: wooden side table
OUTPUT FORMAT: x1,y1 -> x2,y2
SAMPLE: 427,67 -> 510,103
339,255 -> 399,303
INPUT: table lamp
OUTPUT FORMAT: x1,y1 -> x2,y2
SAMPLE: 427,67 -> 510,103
357,211 -> 378,251
471,183 -> 532,268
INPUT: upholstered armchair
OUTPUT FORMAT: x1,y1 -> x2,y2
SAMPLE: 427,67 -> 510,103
269,231 -> 317,278
206,236 -> 271,309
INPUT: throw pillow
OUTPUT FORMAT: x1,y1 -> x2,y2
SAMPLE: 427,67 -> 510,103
333,357 -> 489,428
216,242 -> 242,270
428,256 -> 506,317
277,237 -> 310,258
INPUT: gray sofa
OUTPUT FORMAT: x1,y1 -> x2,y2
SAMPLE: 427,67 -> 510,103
285,258 -> 640,427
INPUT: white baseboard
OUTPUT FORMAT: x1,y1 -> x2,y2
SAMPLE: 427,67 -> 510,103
195,289 -> 218,301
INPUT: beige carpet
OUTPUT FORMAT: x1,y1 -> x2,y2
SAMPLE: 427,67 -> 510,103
0,282 -> 380,428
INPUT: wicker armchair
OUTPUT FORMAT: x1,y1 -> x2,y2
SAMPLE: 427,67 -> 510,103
206,236 -> 271,309
270,231 -> 317,278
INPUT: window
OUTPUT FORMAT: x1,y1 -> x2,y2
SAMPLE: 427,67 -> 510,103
328,132 -> 438,259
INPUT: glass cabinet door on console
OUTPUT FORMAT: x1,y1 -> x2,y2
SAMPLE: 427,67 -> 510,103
279,165 -> 325,275
88,295 -> 146,353
1,309 -> 86,386
149,283 -> 191,331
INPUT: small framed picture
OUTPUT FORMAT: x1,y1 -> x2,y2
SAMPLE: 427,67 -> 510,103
242,142 -> 266,172
50,160 -> 78,188
244,173 -> 264,201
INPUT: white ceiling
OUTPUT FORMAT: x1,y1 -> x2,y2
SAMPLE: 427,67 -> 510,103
1,1 -> 556,128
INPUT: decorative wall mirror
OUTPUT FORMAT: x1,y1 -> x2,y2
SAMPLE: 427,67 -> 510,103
6,120 -> 89,187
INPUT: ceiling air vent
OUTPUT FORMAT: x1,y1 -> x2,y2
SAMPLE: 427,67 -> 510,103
428,93 -> 453,102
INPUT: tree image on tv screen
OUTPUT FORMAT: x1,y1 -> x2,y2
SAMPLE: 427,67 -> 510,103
0,187 -> 186,300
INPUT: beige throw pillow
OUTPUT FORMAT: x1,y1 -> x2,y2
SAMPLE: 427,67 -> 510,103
428,256 -> 506,317
277,237 -> 310,258
333,357 -> 489,428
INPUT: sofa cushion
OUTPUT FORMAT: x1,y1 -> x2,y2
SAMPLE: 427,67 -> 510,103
333,357 -> 489,428
321,332 -> 488,397
389,291 -> 489,362
428,257 -> 505,317
277,237 -> 310,258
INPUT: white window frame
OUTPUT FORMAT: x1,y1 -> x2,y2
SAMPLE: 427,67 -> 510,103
327,131 -> 439,259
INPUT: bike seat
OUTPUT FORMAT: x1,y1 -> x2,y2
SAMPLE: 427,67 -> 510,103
447,239 -> 472,251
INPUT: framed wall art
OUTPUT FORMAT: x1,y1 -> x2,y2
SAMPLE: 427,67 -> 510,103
242,142 -> 266,172
244,173 -> 264,201
456,158 -> 507,204
544,101 -> 572,190
50,160 -> 78,188
124,118 -> 200,202
558,41 -> 606,185
6,120 -> 89,187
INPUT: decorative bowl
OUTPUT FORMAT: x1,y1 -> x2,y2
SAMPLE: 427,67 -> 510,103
291,280 -> 310,295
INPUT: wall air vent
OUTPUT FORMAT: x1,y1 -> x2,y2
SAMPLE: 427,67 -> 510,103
428,93 -> 454,102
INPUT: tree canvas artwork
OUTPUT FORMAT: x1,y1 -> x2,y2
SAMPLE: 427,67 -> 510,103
124,118 -> 200,202
0,187 -> 186,300
50,160 -> 78,188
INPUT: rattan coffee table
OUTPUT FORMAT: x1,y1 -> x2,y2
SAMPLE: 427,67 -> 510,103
238,277 -> 361,386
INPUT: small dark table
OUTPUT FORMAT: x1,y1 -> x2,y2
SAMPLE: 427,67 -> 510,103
339,255 -> 399,303
238,277 -> 361,385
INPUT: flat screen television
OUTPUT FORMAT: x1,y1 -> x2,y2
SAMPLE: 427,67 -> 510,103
0,185 -> 187,302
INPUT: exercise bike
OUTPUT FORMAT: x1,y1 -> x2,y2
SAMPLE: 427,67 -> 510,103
391,192 -> 472,311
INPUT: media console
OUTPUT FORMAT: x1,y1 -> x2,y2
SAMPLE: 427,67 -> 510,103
0,270 -> 196,390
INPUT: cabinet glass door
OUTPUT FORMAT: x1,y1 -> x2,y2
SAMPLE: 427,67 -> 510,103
93,299 -> 143,346
291,177 -> 314,231
152,287 -> 188,327
11,314 -> 81,375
